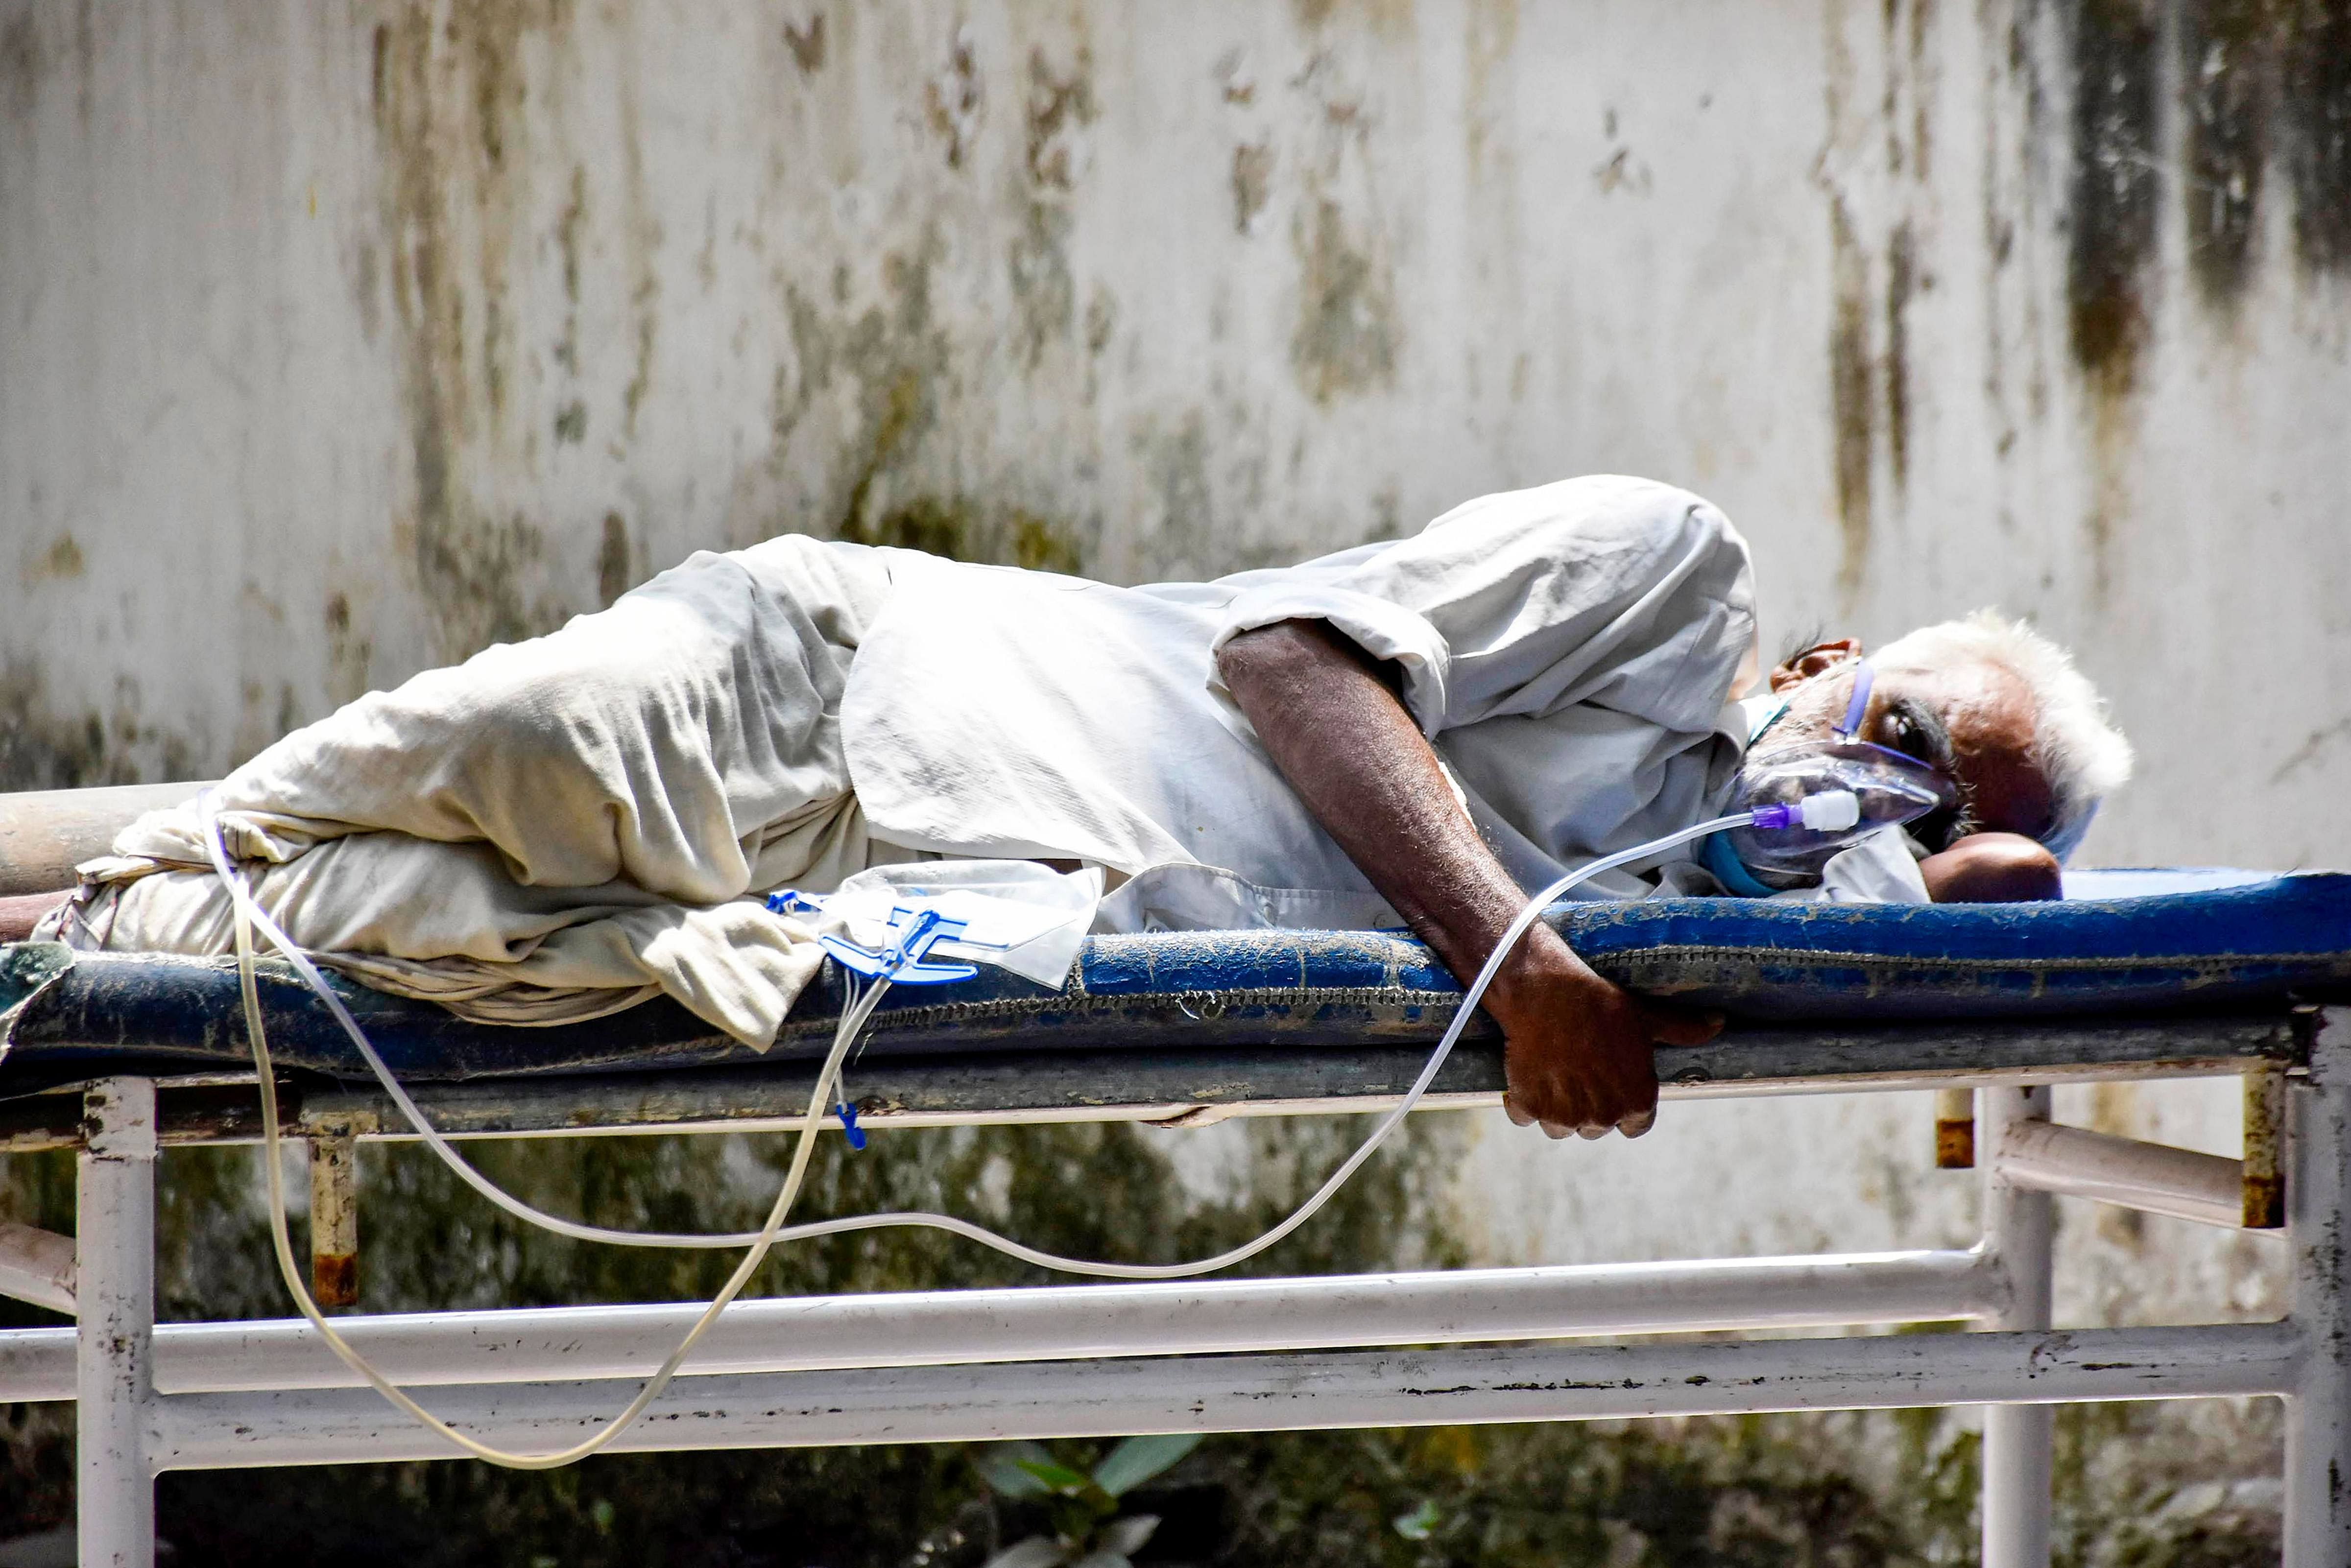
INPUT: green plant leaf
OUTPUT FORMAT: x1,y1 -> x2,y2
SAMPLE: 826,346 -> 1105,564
982,1535 -> 1072,1568
1014,1458 -> 1096,1495
1098,1515 -> 1160,1556
977,1441 -> 1059,1498
1393,1499 -> 1441,1541
1092,1433 -> 1203,1497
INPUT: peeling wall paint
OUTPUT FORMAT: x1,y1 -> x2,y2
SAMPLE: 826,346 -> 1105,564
2,0 -> 2349,1395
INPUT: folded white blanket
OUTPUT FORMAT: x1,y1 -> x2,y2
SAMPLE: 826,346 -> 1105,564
53,536 -> 911,1048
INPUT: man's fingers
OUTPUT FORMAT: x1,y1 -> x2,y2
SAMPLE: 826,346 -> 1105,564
1574,1121 -> 1609,1140
1537,1119 -> 1572,1140
1643,1004 -> 1726,1047
1503,1094 -> 1535,1127
1617,1106 -> 1658,1139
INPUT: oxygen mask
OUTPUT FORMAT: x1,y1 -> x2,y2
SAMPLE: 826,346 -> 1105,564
1720,660 -> 1961,883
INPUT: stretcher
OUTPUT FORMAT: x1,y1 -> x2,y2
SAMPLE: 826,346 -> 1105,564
3,863 -> 2349,1567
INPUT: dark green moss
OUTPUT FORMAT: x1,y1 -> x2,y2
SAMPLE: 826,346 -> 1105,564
2283,0 -> 2351,271
844,495 -> 976,563
2181,0 -> 2280,306
1290,200 -> 1399,405
0,657 -> 201,790
2066,0 -> 2162,397
1827,197 -> 1873,600
839,490 -> 1087,575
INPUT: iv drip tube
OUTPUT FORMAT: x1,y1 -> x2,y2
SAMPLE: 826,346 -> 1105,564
202,790 -> 1758,1465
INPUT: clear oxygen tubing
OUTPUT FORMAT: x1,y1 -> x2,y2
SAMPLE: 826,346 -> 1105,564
210,798 -> 897,1467
201,791 -> 1754,1464
202,794 -> 1759,1269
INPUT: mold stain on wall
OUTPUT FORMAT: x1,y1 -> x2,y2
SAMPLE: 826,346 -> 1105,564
1290,0 -> 1418,38
20,533 -> 83,584
1827,195 -> 1875,599
1008,45 -> 1095,372
2181,0 -> 2278,308
1290,198 -> 1399,404
0,658 -> 197,789
763,217 -> 1090,573
1818,0 -> 1947,606
772,231 -> 953,534
616,48 -> 661,442
1883,218 -> 1919,494
782,10 -> 825,74
1231,140 -> 1274,235
2282,0 -> 2351,271
2170,0 -> 2351,291
923,24 -> 983,170
2065,0 -> 2161,394
371,1 -> 578,663
0,9 -> 39,123
2065,0 -> 2162,594
323,591 -> 374,707
596,510 -> 633,605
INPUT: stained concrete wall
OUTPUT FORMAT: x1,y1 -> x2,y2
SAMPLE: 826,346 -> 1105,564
4,0 -> 2347,1326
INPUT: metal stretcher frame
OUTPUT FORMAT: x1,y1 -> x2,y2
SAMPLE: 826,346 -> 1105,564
0,1007 -> 2345,1568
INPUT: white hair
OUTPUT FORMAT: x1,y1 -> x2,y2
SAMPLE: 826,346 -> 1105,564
1874,610 -> 2135,860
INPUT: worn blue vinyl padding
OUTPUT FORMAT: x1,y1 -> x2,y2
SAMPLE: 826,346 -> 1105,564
0,869 -> 2345,1089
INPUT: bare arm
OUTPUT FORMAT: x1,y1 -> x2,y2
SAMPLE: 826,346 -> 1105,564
0,890 -> 70,943
1216,619 -> 1720,1138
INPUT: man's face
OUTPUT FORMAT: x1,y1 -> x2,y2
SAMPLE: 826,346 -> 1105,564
1766,640 -> 2056,848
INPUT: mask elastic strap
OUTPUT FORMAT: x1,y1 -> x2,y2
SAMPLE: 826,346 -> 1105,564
1834,659 -> 1874,740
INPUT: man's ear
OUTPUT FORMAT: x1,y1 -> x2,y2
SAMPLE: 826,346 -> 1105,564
1768,637 -> 1865,693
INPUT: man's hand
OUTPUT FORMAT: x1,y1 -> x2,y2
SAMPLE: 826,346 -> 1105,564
1485,927 -> 1720,1137
1216,618 -> 1721,1140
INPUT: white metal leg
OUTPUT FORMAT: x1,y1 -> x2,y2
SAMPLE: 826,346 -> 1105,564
2286,1012 -> 2351,1566
76,1077 -> 157,1568
1981,1084 -> 2055,1568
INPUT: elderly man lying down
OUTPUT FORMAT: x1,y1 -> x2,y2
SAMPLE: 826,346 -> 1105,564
12,475 -> 2132,1139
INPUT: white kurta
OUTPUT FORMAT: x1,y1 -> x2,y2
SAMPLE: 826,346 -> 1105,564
846,474 -> 1757,910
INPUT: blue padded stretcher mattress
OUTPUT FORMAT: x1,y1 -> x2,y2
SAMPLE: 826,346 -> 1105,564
0,868 -> 2344,1093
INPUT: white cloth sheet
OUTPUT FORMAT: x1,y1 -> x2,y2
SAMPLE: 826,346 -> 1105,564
59,536 -> 909,1045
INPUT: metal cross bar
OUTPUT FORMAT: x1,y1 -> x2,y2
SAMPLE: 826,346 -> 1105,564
0,1247 -> 2003,1402
1993,1118 -> 2250,1229
140,1323 -> 2306,1473
0,1012 -> 2306,1153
